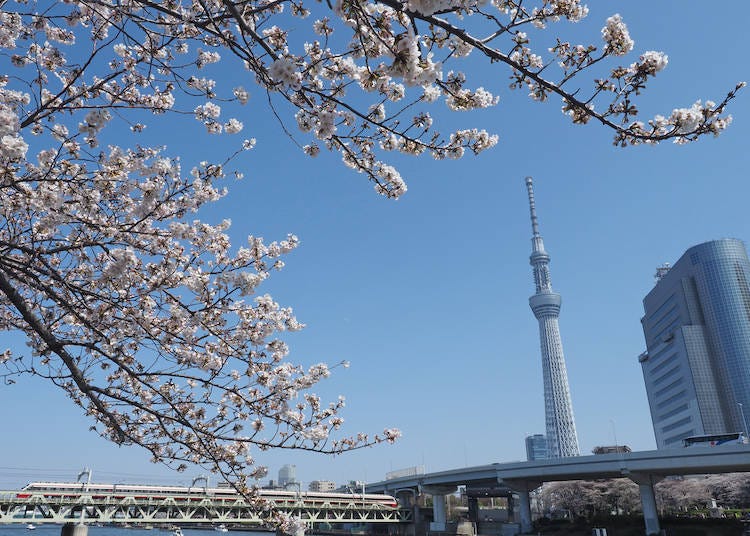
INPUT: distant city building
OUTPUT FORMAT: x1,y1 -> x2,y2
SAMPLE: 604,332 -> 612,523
524,177 -> 580,458
592,445 -> 632,455
278,464 -> 297,488
639,239 -> 750,449
525,434 -> 548,461
308,480 -> 336,492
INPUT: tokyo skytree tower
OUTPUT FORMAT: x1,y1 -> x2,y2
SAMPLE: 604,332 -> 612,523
525,177 -> 580,458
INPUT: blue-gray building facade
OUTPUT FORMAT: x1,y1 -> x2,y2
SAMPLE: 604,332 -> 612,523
639,239 -> 750,449
525,434 -> 549,461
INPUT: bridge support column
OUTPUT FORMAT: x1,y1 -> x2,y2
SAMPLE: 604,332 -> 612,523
506,493 -> 514,522
627,473 -> 663,535
61,524 -> 88,536
467,497 -> 479,524
423,485 -> 456,532
394,488 -> 418,510
516,491 -> 531,533
432,494 -> 446,531
502,480 -> 541,535
638,483 -> 659,536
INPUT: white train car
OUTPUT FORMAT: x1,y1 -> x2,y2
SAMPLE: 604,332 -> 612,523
17,481 -> 398,509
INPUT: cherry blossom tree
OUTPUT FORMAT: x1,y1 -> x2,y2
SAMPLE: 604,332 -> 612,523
0,0 -> 743,523
693,473 -> 750,510
538,475 -> 750,522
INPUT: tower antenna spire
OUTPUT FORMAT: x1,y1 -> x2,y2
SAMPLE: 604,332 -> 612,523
525,176 -> 540,237
524,176 -> 580,458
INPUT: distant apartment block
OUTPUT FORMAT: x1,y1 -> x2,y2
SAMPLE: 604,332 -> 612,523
308,480 -> 336,492
525,434 -> 548,461
639,239 -> 750,448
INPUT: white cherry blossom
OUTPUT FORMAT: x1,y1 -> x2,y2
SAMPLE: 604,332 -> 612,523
601,14 -> 634,56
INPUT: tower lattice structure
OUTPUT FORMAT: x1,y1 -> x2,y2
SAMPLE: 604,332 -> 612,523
525,177 -> 580,458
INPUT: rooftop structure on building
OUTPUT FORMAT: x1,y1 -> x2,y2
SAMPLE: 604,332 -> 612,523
335,480 -> 366,493
524,177 -> 580,458
639,239 -> 750,449
385,466 -> 425,481
592,445 -> 632,455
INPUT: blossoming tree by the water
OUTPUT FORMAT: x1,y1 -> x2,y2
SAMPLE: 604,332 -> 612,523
0,0 -> 743,524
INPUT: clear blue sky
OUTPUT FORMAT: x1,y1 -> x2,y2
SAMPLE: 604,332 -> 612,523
1,0 -> 748,489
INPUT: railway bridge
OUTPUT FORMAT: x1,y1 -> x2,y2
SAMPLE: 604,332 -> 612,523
0,487 -> 409,529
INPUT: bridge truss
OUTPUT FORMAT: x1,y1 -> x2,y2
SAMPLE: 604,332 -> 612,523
0,492 -> 411,527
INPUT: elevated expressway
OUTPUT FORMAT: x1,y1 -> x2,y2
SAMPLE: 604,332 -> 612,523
368,445 -> 750,535
0,490 -> 407,528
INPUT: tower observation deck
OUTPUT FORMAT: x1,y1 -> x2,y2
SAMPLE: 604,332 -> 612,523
525,177 -> 580,458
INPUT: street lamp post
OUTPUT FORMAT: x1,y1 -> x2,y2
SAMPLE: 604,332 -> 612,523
77,468 -> 91,525
738,403 -> 750,439
610,419 -> 618,448
289,481 -> 302,510
61,469 -> 92,536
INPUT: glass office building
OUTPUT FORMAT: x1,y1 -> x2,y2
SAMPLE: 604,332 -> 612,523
639,239 -> 750,448
525,434 -> 549,461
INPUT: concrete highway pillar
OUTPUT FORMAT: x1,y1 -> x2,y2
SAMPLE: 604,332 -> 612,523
466,497 -> 479,523
432,494 -> 447,531
516,491 -> 531,534
638,483 -> 659,535
502,480 -> 541,535
422,485 -> 456,532
627,473 -> 663,536
395,489 -> 417,508
467,497 -> 479,523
